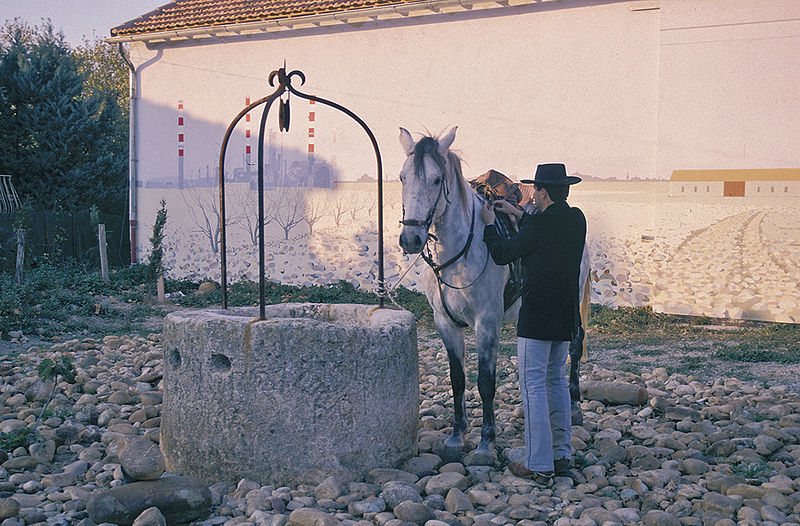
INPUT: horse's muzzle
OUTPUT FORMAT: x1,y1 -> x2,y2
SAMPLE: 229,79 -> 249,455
399,227 -> 426,255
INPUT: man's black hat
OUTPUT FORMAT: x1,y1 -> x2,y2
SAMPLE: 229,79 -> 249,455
521,163 -> 581,185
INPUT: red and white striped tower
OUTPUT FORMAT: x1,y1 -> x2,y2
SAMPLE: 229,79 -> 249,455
177,100 -> 185,189
307,97 -> 315,185
245,96 -> 252,175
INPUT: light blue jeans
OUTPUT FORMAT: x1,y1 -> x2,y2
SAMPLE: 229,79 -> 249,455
517,337 -> 572,471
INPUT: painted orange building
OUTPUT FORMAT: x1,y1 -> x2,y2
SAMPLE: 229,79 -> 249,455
669,169 -> 800,197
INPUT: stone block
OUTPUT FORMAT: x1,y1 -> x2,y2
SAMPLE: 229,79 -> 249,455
161,304 -> 418,485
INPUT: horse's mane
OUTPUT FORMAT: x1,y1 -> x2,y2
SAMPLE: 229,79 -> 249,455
412,135 -> 472,218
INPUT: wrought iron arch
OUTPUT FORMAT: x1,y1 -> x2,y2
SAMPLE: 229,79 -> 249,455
218,65 -> 386,318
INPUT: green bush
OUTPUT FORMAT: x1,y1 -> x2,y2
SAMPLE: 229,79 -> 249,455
0,428 -> 38,452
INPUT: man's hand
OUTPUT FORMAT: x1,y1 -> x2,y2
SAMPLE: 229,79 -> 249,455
492,199 -> 523,219
480,201 -> 496,224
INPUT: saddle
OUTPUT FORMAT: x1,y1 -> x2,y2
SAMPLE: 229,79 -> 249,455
469,169 -> 524,311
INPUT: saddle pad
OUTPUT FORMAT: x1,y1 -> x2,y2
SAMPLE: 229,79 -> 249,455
469,169 -> 523,205
469,169 -> 523,311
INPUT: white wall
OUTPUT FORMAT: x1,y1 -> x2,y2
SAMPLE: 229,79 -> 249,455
129,0 -> 661,194
657,0 -> 800,177
127,0 -> 800,323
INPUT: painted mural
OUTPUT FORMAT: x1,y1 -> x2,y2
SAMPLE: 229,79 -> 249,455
140,175 -> 800,325
124,1 -> 800,325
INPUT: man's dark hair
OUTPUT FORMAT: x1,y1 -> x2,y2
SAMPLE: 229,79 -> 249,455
537,183 -> 569,203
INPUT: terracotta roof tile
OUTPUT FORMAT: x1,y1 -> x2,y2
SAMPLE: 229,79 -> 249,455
111,0 -> 424,36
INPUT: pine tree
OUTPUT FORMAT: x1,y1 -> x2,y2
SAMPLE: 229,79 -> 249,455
0,20 -> 128,214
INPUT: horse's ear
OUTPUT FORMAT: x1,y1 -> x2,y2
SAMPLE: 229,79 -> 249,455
437,126 -> 457,157
399,128 -> 415,156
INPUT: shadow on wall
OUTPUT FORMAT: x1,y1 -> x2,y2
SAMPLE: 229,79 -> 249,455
150,181 -> 406,289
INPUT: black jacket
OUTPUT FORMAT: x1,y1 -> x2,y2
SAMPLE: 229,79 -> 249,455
484,201 -> 586,341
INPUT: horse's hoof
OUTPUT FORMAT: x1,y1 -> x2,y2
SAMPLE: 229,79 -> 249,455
463,446 -> 495,466
439,443 -> 463,464
570,402 -> 583,427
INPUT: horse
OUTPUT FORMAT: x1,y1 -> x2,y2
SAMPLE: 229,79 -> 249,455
397,126 -> 590,462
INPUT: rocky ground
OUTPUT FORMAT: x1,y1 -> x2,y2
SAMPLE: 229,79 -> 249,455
1,326 -> 800,526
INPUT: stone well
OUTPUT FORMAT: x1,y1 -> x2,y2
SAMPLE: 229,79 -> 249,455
160,303 -> 418,486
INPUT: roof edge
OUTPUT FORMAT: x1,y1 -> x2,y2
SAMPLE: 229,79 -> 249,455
106,0 -> 544,43
670,169 -> 800,182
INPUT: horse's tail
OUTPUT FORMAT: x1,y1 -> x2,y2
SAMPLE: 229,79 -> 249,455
579,271 -> 591,362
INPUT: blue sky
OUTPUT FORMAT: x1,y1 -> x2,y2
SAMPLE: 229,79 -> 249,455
1,1 -> 167,46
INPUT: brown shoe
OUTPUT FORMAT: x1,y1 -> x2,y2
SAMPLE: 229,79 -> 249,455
508,462 -> 553,486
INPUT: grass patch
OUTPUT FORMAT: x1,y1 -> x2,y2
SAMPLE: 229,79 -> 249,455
589,305 -> 667,335
498,342 -> 517,358
631,348 -> 666,357
0,263 -> 433,341
731,460 -> 773,481
712,342 -> 800,364
617,363 -> 643,375
0,428 -> 38,452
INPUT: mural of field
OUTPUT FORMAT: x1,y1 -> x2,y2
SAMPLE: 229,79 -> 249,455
140,180 -> 800,324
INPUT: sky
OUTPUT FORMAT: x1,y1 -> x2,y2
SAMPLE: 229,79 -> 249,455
1,0 -> 168,46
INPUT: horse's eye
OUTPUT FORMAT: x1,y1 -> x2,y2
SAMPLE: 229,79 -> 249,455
433,178 -> 442,186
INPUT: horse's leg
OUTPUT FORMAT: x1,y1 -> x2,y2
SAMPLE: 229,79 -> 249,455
474,321 -> 499,458
437,319 -> 467,454
568,323 -> 583,403
568,322 -> 584,427
569,278 -> 590,427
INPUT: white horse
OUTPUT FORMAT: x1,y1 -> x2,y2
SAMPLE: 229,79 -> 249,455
398,127 -> 590,461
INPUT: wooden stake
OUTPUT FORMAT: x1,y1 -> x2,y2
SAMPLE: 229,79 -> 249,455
98,223 -> 109,284
15,228 -> 24,285
157,274 -> 165,303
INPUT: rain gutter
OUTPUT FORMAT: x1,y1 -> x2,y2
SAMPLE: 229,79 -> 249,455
117,43 -> 139,264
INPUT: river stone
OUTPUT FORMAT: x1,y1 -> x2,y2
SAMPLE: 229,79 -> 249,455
86,474 -> 211,525
2,456 -> 37,472
761,490 -> 793,511
581,381 -> 648,406
580,506 -> 619,524
366,468 -> 418,485
759,503 -> 788,523
246,489 -> 274,515
707,439 -> 736,456
109,390 -> 136,404
642,510 -> 681,526
444,488 -> 473,514
132,506 -> 167,526
28,440 -> 55,464
424,472 -> 468,496
348,496 -> 385,516
701,492 -> 740,515
139,392 -> 163,405
119,435 -> 166,481
315,476 -> 343,500
0,498 -> 21,519
394,501 -> 435,524
725,483 -> 764,499
381,481 -> 422,508
288,507 -> 339,526
401,454 -> 441,477
0,420 -> 26,434
753,435 -> 783,456
665,406 -> 701,421
161,305 -> 417,485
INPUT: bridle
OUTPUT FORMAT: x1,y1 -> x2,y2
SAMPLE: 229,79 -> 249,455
399,143 -> 489,327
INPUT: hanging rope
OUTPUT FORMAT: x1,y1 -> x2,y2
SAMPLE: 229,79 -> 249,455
372,252 -> 424,309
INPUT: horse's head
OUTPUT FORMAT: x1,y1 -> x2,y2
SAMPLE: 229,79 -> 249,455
398,126 -> 459,254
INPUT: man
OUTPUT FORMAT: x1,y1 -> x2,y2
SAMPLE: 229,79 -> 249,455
480,163 -> 586,484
